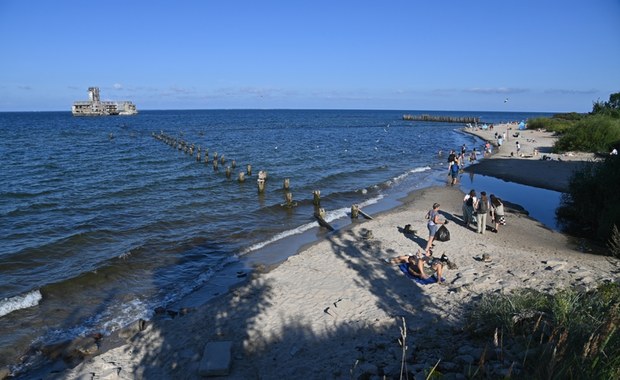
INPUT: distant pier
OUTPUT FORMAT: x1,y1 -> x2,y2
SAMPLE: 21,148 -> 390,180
402,114 -> 480,123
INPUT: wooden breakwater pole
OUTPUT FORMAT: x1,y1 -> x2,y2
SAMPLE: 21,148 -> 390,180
351,204 -> 373,220
257,178 -> 266,193
283,178 -> 290,191
257,171 -> 267,193
314,208 -> 335,231
312,190 -> 321,207
283,192 -> 297,207
402,114 -> 480,123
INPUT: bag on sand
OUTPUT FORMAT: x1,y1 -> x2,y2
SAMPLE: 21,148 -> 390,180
435,225 -> 450,242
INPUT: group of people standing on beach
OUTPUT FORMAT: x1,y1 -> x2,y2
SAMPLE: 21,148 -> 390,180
462,190 -> 505,234
386,141 -> 510,282
385,192 -> 507,283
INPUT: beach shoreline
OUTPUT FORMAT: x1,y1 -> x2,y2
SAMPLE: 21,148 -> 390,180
8,124 -> 618,380
461,123 -> 599,192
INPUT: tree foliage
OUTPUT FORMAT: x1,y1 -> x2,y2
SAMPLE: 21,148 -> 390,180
591,92 -> 620,118
557,156 -> 620,245
553,115 -> 620,153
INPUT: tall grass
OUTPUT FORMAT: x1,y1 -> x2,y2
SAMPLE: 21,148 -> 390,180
467,284 -> 620,379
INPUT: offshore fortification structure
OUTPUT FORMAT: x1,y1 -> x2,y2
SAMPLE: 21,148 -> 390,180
72,87 -> 138,116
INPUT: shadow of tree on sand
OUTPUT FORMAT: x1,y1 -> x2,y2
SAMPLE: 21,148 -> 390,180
115,226 -> 474,379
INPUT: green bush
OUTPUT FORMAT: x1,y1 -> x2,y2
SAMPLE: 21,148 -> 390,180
553,115 -> 620,153
556,156 -> 620,243
526,117 -> 576,134
552,112 -> 586,121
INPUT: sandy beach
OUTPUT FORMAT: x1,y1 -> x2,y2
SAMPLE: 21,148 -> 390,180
462,123 -> 599,192
13,127 -> 618,379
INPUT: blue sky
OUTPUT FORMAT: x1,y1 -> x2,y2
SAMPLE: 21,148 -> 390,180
1,0 -> 618,112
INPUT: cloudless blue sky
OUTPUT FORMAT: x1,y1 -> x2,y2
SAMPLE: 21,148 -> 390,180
1,0 -> 618,112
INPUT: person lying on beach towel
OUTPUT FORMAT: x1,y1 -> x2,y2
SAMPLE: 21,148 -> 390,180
386,250 -> 445,283
398,264 -> 445,284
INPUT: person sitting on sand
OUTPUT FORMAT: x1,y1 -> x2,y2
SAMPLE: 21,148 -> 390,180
387,250 -> 445,281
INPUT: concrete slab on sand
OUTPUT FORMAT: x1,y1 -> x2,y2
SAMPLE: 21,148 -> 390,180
199,341 -> 233,377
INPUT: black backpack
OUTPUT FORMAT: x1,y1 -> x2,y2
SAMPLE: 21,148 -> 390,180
435,225 -> 450,242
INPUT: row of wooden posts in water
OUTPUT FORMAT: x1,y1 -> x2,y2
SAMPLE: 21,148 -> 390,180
402,114 -> 481,123
152,131 -> 373,231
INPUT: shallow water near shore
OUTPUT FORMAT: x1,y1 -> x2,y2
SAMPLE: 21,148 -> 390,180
0,109 -> 551,372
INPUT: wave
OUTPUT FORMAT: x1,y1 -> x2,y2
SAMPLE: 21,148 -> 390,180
383,165 -> 432,187
241,193 -> 385,254
0,289 -> 42,318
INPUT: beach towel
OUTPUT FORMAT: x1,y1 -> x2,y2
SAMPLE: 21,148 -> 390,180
399,264 -> 445,285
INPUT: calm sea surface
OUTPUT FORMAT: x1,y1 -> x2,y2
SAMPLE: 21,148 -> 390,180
0,109 -> 551,370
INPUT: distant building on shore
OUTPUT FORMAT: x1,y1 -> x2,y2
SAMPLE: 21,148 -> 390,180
72,87 -> 138,116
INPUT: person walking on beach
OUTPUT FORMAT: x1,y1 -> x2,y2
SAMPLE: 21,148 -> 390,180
449,160 -> 460,185
516,141 -> 521,156
463,190 -> 477,227
447,150 -> 456,164
425,203 -> 447,254
475,192 -> 490,234
490,194 -> 505,232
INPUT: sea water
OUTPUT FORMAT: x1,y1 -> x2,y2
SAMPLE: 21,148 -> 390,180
0,109 -> 550,370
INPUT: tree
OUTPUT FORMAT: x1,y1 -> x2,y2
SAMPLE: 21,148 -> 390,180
592,92 -> 620,117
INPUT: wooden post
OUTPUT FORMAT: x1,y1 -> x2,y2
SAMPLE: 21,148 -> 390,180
258,170 -> 267,181
314,208 -> 335,231
246,164 -> 252,176
213,152 -> 218,160
213,159 -> 219,170
283,178 -> 290,190
351,204 -> 360,219
196,152 -> 201,161
313,190 -> 321,206
231,160 -> 236,169
284,192 -> 294,207
238,172 -> 245,182
225,166 -> 232,178
257,178 -> 266,193
358,208 -> 373,220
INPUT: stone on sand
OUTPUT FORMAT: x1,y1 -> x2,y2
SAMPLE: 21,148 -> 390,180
199,341 -> 233,377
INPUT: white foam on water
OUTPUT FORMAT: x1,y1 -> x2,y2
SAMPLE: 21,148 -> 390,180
0,289 -> 42,318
